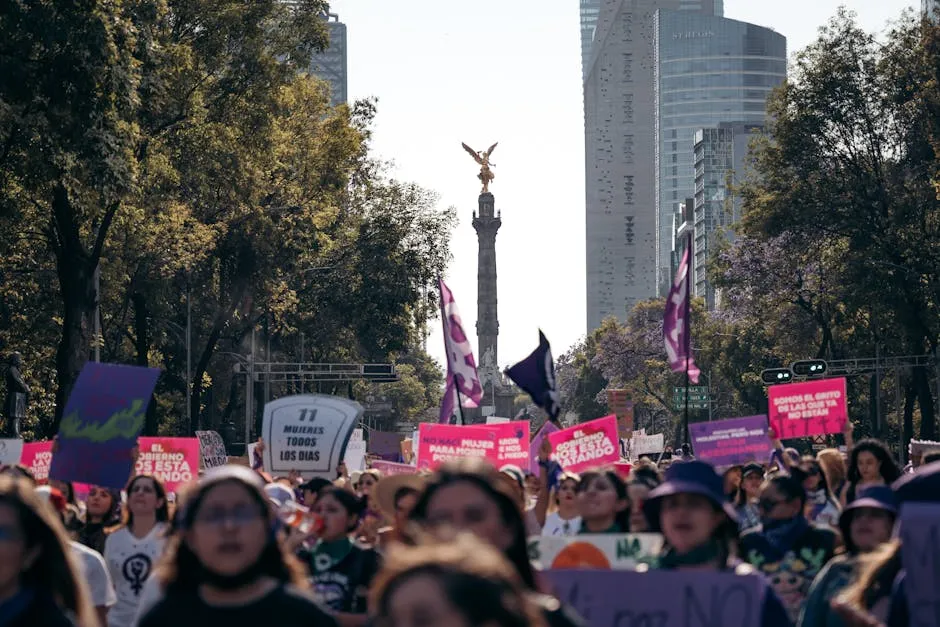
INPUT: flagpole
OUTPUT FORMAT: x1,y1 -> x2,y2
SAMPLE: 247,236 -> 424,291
453,375 -> 467,426
683,232 -> 693,447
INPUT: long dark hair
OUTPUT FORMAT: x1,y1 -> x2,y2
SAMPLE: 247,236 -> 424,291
577,468 -> 631,532
765,469 -> 809,509
801,456 -> 835,502
317,486 -> 366,532
115,474 -> 170,532
847,439 -> 901,485
156,477 -> 307,592
408,458 -> 537,591
0,475 -> 97,626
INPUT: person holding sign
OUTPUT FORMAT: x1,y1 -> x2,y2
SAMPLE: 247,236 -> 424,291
641,460 -> 791,627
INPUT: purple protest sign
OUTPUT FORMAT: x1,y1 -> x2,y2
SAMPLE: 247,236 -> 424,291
689,415 -> 772,467
49,363 -> 160,489
368,430 -> 403,461
544,569 -> 762,627
530,421 -> 559,477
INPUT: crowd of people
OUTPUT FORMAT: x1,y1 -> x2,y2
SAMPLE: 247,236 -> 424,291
0,422 -> 937,627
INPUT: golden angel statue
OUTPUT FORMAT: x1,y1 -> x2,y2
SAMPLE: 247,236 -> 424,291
461,142 -> 498,193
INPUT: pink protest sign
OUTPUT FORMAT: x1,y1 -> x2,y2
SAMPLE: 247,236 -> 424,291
548,415 -> 620,473
20,441 -> 53,482
416,423 -> 499,471
371,460 -> 418,476
135,437 -> 200,492
768,378 -> 848,439
530,421 -> 559,477
488,421 -> 531,470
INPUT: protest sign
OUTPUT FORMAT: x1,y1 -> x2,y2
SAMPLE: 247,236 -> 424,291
416,423 -> 499,470
262,394 -> 362,477
135,437 -> 199,492
900,503 -> 940,627
195,430 -> 228,469
768,378 -> 848,439
613,462 -> 633,479
630,433 -> 665,457
247,442 -> 260,469
607,389 -> 634,438
486,416 -> 510,424
545,568 -> 762,627
488,421 -> 531,469
49,363 -> 159,488
371,460 -> 418,476
910,439 -> 940,461
548,415 -> 620,473
0,438 -> 23,465
530,421 -> 559,477
344,437 -> 367,471
689,415 -> 771,466
21,441 -> 53,482
400,438 -> 414,464
528,534 -> 662,570
368,430 -> 402,461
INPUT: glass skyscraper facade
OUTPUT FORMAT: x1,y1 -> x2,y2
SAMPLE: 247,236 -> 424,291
653,11 -> 785,295
580,0 -> 601,81
311,13 -> 348,107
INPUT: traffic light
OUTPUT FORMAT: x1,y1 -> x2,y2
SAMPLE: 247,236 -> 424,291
761,368 -> 793,385
791,360 -> 828,377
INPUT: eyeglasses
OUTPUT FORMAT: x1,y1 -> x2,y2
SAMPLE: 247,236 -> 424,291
193,506 -> 263,528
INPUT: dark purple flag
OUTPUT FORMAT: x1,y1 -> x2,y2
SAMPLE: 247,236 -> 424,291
505,330 -> 560,422
663,236 -> 700,383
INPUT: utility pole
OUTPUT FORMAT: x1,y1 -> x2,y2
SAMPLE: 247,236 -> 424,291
93,266 -> 101,362
186,285 -> 192,430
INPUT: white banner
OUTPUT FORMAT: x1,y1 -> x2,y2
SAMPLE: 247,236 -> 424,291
630,433 -> 665,456
0,439 -> 23,465
344,437 -> 367,471
195,430 -> 227,469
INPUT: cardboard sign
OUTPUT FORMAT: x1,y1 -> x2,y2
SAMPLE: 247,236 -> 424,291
20,441 -> 53,482
768,377 -> 848,439
545,568 -> 763,627
899,503 -> 940,627
49,363 -> 159,488
488,420 -> 531,470
371,460 -> 418,476
0,439 -> 24,465
262,394 -> 362,477
416,423 -> 499,470
528,534 -> 662,570
195,430 -> 228,469
631,433 -> 665,457
548,415 -> 620,473
689,415 -> 771,467
607,389 -> 634,438
530,421 -> 559,477
135,437 -> 199,492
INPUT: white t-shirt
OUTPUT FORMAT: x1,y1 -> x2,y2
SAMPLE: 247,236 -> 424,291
130,576 -> 163,627
71,541 -> 117,609
103,524 -> 168,627
541,513 -> 582,536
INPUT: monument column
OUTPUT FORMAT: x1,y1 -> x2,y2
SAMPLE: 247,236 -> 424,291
473,192 -> 501,378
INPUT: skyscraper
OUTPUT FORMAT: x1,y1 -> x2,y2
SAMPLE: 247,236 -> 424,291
653,12 -> 785,294
311,13 -> 348,107
925,0 -> 940,18
580,0 -> 602,80
584,0 -> 721,332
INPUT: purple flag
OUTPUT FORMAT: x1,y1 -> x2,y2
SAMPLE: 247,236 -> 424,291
505,330 -> 560,422
438,279 -> 483,423
663,237 -> 700,383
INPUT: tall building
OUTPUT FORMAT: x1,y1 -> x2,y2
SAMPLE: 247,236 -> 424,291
311,13 -> 348,107
925,0 -> 940,17
584,0 -> 721,332
691,123 -> 762,307
653,12 -> 785,295
580,0 -> 602,80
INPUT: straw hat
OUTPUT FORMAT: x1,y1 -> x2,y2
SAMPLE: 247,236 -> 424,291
374,473 -> 427,519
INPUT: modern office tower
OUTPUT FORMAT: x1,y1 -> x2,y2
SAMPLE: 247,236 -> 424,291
653,11 -> 785,296
580,0 -> 602,80
584,0 -> 721,332
691,123 -> 762,308
311,13 -> 348,107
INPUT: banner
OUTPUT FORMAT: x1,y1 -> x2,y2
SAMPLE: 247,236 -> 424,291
50,363 -> 160,488
545,568 -> 762,627
607,390 -> 634,438
689,415 -> 771,467
20,441 -> 53,482
371,460 -> 418,476
899,503 -> 940,627
548,415 -> 620,473
344,437 -> 367,471
195,430 -> 228,469
486,416 -> 510,424
262,394 -> 362,477
528,533 -> 662,570
368,430 -> 402,461
630,432 -> 665,457
416,423 -> 499,470
768,378 -> 848,439
0,439 -> 23,465
488,421 -> 531,470
135,437 -> 199,492
530,421 -> 559,477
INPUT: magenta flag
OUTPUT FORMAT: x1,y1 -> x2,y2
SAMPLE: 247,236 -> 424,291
663,238 -> 700,383
438,279 -> 483,423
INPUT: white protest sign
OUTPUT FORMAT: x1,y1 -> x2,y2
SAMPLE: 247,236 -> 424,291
195,430 -> 227,468
528,533 -> 663,570
247,442 -> 260,469
344,438 -> 367,471
262,394 -> 362,477
631,433 -> 665,456
0,439 -> 23,465
486,416 -> 510,424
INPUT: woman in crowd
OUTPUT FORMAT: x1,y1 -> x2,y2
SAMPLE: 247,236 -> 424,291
537,471 -> 581,537
375,474 -> 426,549
137,465 -> 338,626
370,533 -> 546,627
816,448 -> 848,500
575,468 -> 630,534
740,470 -> 839,624
734,463 -> 764,533
77,486 -> 122,554
842,439 -> 901,505
722,465 -> 742,501
408,458 -> 583,627
0,475 -> 97,627
626,475 -> 658,532
104,475 -> 171,627
799,486 -> 897,627
640,460 -> 790,627
307,486 -> 381,626
799,456 -> 841,528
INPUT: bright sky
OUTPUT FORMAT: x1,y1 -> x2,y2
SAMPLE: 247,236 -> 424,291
332,0 -> 917,374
